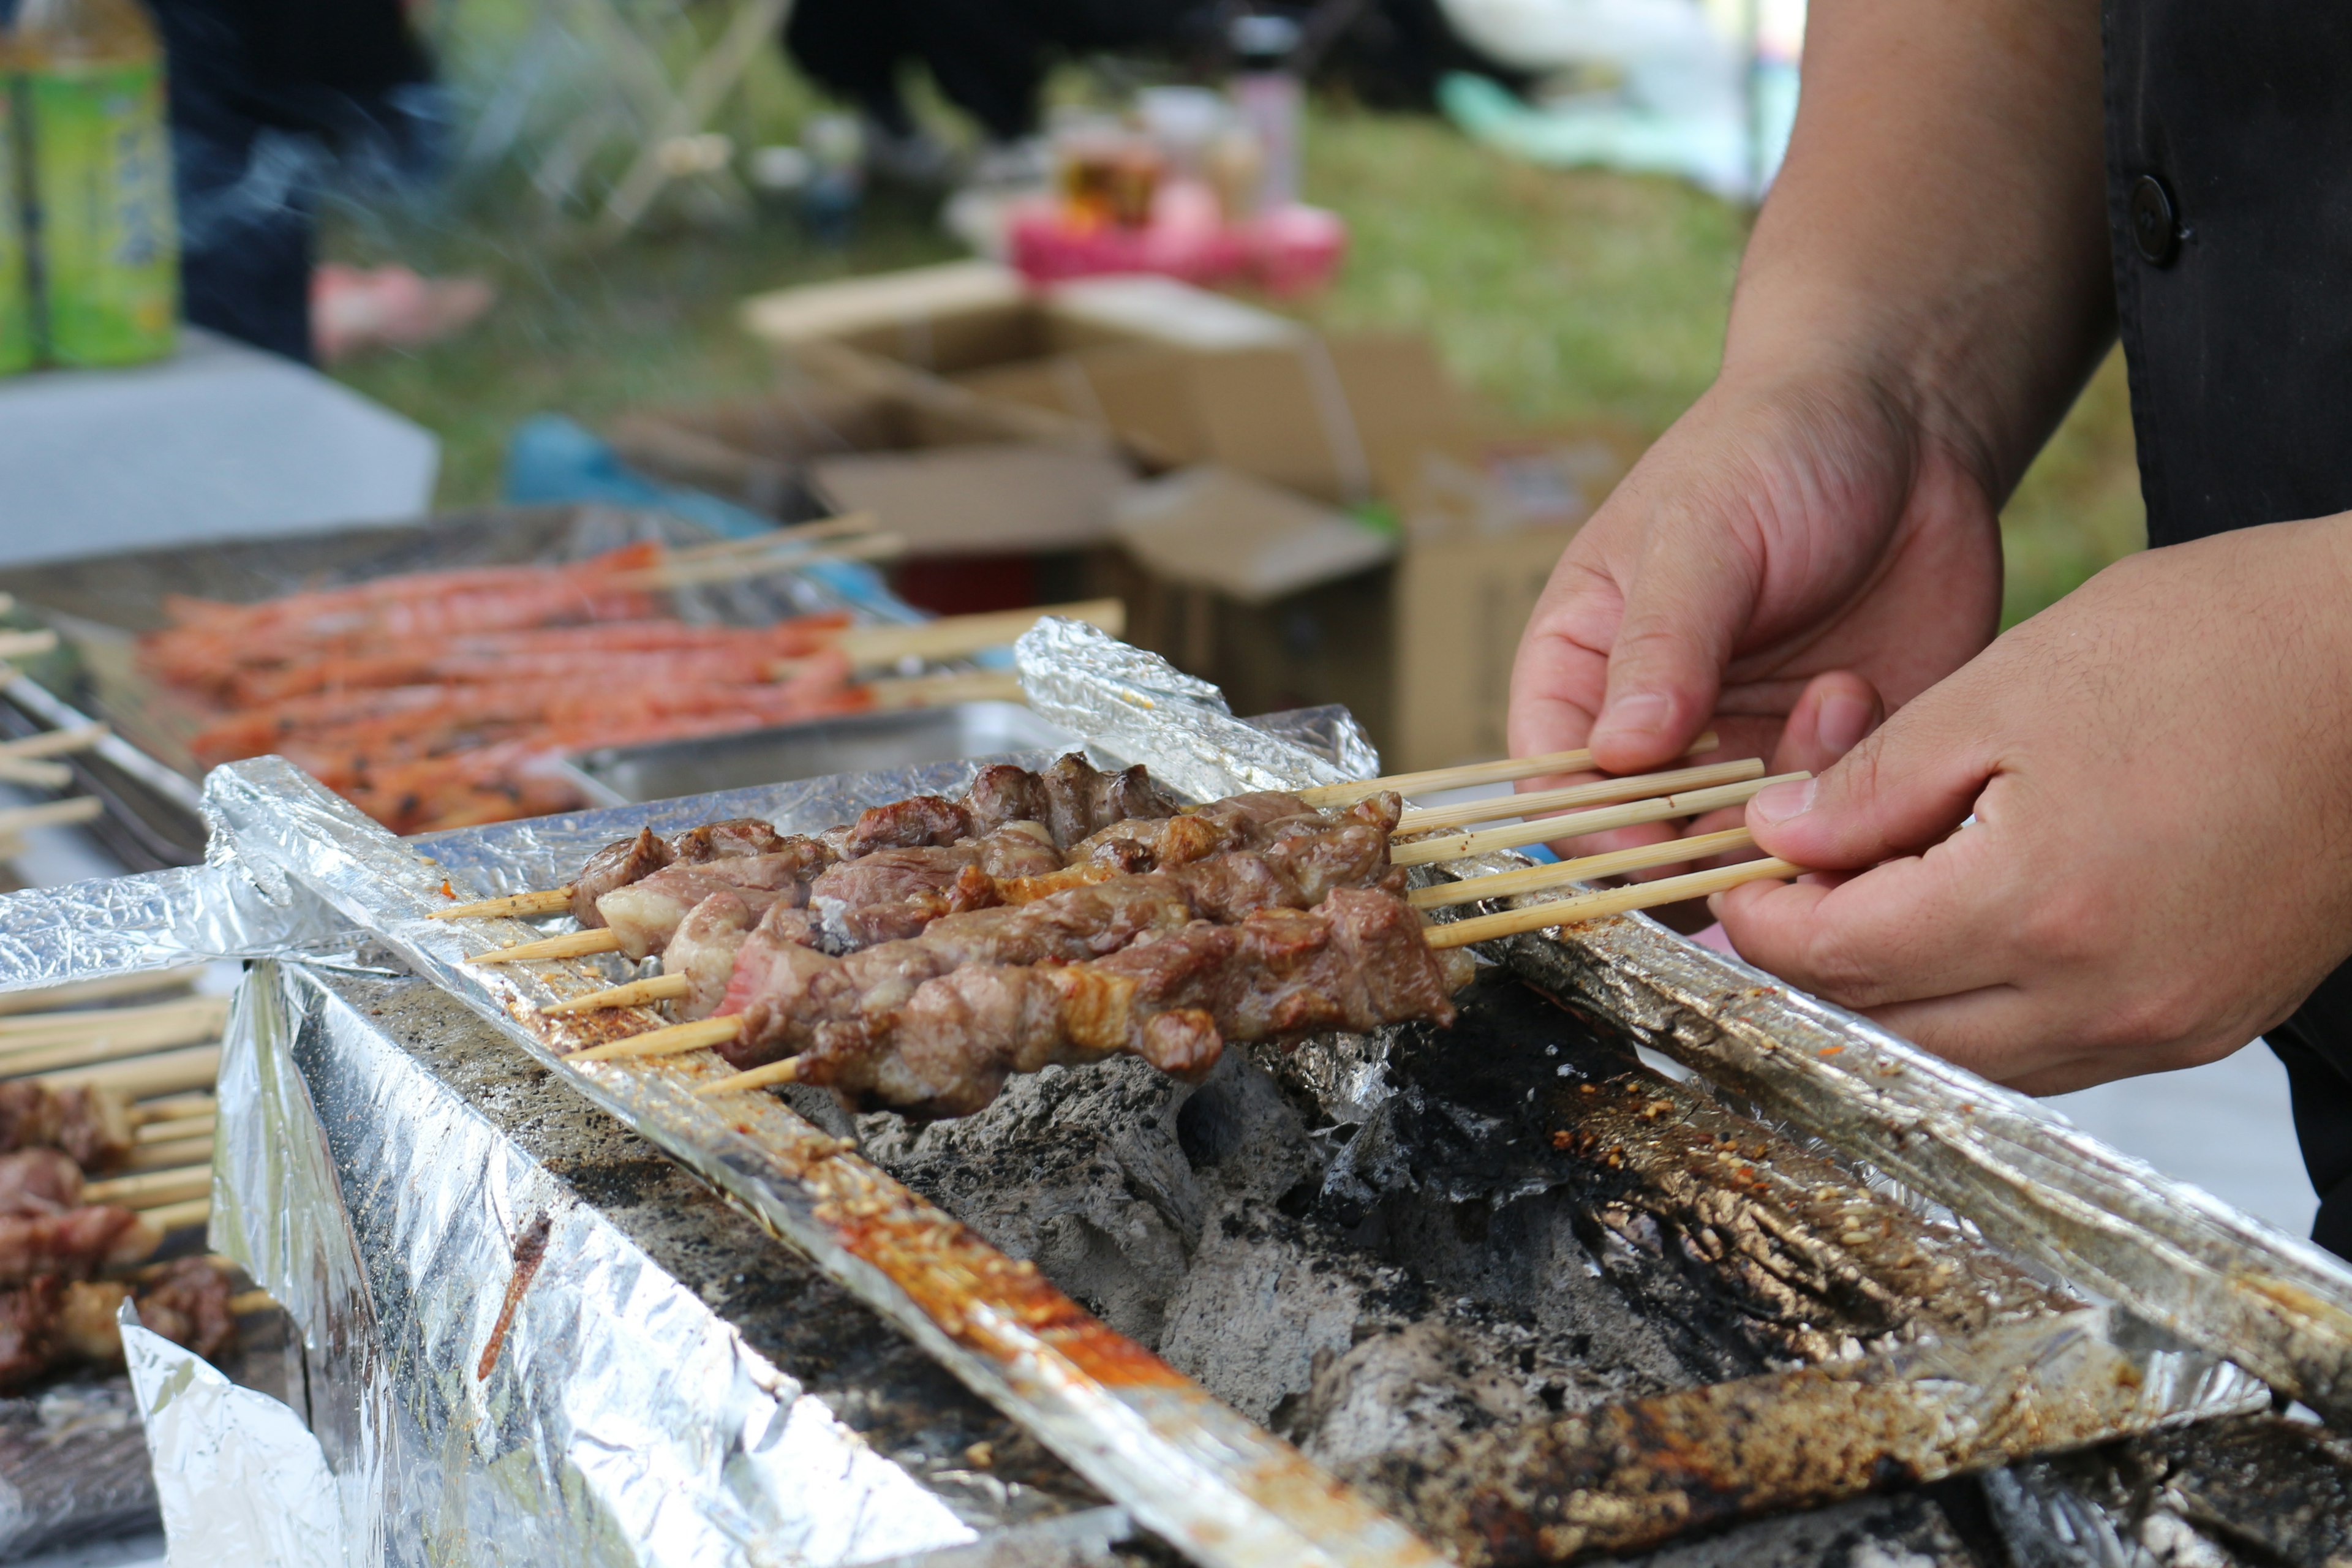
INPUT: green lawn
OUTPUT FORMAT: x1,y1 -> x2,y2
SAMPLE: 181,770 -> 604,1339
327,92 -> 2141,629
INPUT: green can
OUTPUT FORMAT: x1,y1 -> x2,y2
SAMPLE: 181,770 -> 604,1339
0,76 -> 33,376
26,55 -> 176,366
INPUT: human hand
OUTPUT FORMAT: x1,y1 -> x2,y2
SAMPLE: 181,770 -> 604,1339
1506,367 -> 1995,861
1716,518 -> 2352,1093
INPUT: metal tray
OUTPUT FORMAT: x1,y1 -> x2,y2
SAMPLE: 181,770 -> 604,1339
0,502 -> 915,870
559,700 -> 1078,807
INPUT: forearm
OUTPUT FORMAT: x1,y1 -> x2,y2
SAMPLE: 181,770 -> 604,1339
1723,0 -> 2113,503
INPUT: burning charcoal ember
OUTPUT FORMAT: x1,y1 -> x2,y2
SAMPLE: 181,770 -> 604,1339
0,1082 -> 134,1172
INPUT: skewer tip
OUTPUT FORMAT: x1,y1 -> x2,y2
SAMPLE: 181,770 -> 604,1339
695,1057 -> 804,1096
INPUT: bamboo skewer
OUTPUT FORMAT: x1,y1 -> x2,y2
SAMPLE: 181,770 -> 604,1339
1388,774 -> 1804,869
469,761 -> 1787,967
703,1057 -> 802,1096
662,513 -> 876,563
0,796 -> 102,838
138,1196 -> 211,1232
126,1136 -> 214,1172
542,974 -> 689,1015
861,670 -> 1027,710
40,1044 -> 222,1097
129,1092 -> 216,1128
0,757 -> 72,788
1392,759 -> 1763,834
431,887 -> 576,921
611,532 -> 907,592
0,968 -> 200,1018
829,599 -> 1126,670
0,628 -> 59,662
1296,733 -> 1720,809
0,722 -> 107,761
1425,858 -> 1803,949
1410,827 -> 1758,910
0,995 -> 228,1048
0,1030 -> 222,1080
568,1016 -> 739,1063
85,1164 -> 211,1208
134,1111 -> 216,1145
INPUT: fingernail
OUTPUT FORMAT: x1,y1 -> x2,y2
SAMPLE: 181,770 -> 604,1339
1749,778 -> 1816,824
1596,693 -> 1670,745
1815,692 -> 1874,756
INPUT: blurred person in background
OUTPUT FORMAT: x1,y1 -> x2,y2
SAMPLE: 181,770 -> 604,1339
1508,2 -> 2352,1252
151,0 -> 486,361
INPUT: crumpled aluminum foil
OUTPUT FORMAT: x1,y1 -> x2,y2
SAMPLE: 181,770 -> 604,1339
0,864 -> 352,997
120,1300 -> 345,1568
1012,625 -> 2352,1428
206,957 -> 982,1568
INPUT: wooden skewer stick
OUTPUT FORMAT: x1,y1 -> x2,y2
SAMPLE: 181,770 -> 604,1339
129,1092 -> 216,1127
0,796 -> 102,838
126,1136 -> 214,1172
465,929 -> 627,965
1388,774 -> 1804,869
0,628 -> 59,662
430,886 -> 576,921
1393,759 -> 1763,834
138,1196 -> 211,1231
829,599 -> 1126,670
40,1044 -> 221,1098
85,1164 -> 211,1208
699,1057 -> 803,1096
1425,858 -> 1803,949
663,513 -> 876,563
1296,733 -> 1721,810
0,994 -> 228,1047
566,1016 -> 740,1063
0,722 -> 107,761
134,1111 -> 216,1145
614,532 -> 907,592
862,669 -> 1027,710
0,758 -> 71,788
0,968 -> 198,1019
1411,827 -> 1758,911
541,973 -> 689,1015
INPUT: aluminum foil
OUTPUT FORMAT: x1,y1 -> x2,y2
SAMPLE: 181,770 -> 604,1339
209,957 -> 982,1568
120,1302 -> 345,1568
189,757 -> 1444,1568
1008,627 -> 2352,1428
0,864 -> 352,997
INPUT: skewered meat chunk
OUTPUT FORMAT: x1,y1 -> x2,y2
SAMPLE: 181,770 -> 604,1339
669,893 -> 772,1020
0,1150 -> 83,1215
0,1082 -> 134,1172
960,757 -> 1181,848
1,1258 -> 239,1392
571,828 -> 677,927
668,818 -> 794,864
0,1207 -> 158,1284
806,823 -> 1063,948
792,888 -> 1475,1118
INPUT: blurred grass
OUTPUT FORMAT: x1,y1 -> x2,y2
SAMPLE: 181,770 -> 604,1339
325,80 -> 2141,626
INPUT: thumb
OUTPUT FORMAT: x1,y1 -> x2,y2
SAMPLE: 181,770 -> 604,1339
1746,698 -> 1991,870
1589,532 -> 1758,772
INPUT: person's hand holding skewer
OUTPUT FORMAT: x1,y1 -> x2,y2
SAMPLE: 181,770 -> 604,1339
1717,517 -> 2352,1093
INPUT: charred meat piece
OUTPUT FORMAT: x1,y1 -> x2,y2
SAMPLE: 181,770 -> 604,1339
0,1205 -> 159,1284
806,823 -> 1063,948
670,892 -> 777,1020
592,842 -> 833,960
570,827 -> 676,927
1036,755 -> 1182,850
793,888 -> 1474,1118
668,817 -> 791,864
0,1082 -> 133,1172
1,1259 -> 239,1393
1069,791 -> 1403,876
846,794 -> 973,856
962,762 -> 1049,837
0,1150 -> 84,1216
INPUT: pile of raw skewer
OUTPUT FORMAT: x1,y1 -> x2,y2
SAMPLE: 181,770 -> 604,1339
431,738 -> 1803,1120
134,514 -> 1123,834
0,589 -> 108,862
0,970 -> 268,1392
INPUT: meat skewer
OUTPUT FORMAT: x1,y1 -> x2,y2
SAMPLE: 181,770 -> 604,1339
689,886 -> 1477,1117
546,797 -> 1406,1017
1,1254 -> 237,1393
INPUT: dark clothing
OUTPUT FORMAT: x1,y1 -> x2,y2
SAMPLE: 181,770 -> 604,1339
149,0 -> 439,361
2101,2 -> 2352,1253
785,0 -> 1193,141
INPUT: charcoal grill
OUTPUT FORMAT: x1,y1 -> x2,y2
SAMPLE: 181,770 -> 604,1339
1,621 -> 2348,1566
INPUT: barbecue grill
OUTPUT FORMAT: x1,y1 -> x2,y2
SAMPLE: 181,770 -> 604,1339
4,620 -> 2350,1566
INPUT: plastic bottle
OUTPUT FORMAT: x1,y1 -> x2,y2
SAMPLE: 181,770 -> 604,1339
17,0 -> 177,366
0,23 -> 37,375
1228,13 -> 1303,214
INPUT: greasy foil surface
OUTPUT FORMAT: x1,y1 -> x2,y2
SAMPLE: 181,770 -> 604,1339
192,756 -> 1443,1568
1022,619 -> 2352,1419
0,864 -> 352,995
209,957 -> 983,1567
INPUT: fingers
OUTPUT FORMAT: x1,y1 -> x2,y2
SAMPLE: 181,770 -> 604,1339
1745,688 -> 1991,871
1769,671 -> 1884,778
1589,530 -> 1762,773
